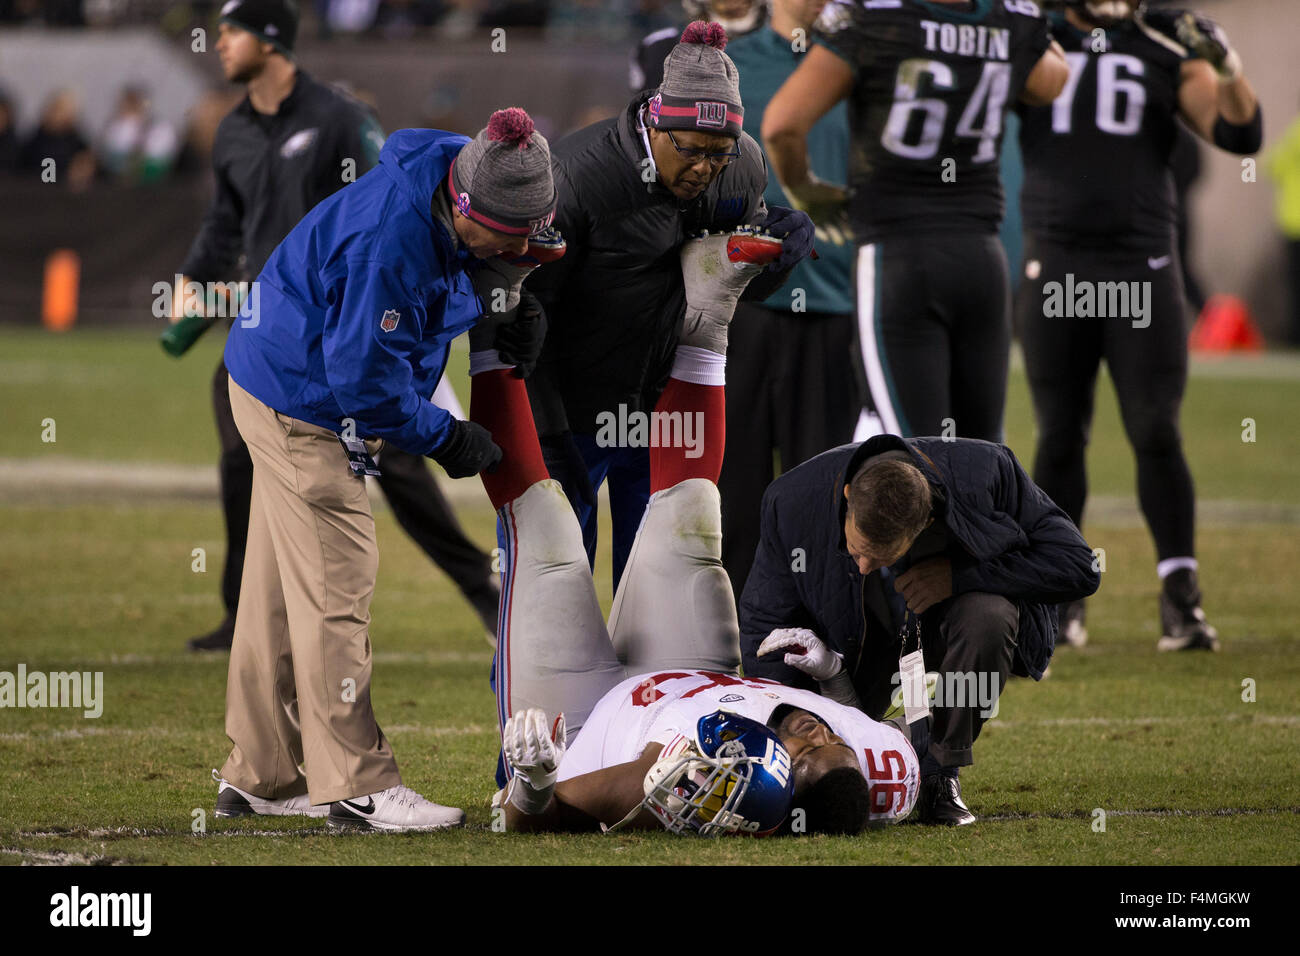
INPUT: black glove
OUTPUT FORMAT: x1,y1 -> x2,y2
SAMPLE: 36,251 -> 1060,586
756,204 -> 815,272
431,419 -> 502,479
539,431 -> 598,510
495,289 -> 548,380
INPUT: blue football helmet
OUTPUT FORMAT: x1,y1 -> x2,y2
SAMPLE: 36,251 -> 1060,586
642,710 -> 795,837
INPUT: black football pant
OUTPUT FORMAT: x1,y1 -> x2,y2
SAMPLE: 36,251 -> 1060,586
211,359 -> 499,634
1015,236 -> 1195,561
718,303 -> 863,596
855,233 -> 1010,440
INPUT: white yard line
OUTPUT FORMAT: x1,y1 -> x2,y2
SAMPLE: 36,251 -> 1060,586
987,713 -> 1300,729
2,456 -> 1289,523
0,650 -> 492,668
0,846 -> 119,864
0,722 -> 495,742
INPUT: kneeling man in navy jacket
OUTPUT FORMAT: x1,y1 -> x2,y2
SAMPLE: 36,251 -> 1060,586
740,435 -> 1100,826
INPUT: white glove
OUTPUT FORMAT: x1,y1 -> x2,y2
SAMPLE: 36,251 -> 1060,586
502,708 -> 566,814
757,627 -> 844,681
679,227 -> 784,355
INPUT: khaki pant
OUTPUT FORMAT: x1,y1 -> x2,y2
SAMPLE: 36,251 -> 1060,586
221,376 -> 401,805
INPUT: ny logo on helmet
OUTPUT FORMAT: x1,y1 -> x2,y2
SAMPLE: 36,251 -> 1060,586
379,309 -> 401,333
695,101 -> 728,129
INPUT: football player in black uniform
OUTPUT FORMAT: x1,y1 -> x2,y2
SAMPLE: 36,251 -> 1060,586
762,0 -> 1068,441
1015,1 -> 1260,651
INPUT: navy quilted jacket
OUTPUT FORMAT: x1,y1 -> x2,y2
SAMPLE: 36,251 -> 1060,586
739,434 -> 1101,714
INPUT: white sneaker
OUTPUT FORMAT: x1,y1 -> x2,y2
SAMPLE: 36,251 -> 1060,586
328,784 -> 465,832
212,770 -> 328,819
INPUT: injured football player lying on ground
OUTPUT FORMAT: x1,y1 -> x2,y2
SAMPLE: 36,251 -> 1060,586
468,234 -> 919,836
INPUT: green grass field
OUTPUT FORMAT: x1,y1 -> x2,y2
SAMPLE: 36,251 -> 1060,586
1,327 -> 1297,865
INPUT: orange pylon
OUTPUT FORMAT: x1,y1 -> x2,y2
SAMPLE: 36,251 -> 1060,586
42,249 -> 80,331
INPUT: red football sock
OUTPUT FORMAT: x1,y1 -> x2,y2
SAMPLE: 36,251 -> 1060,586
649,376 -> 725,492
469,369 -> 548,510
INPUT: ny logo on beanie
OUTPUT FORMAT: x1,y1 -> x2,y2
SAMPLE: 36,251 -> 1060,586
696,102 -> 728,130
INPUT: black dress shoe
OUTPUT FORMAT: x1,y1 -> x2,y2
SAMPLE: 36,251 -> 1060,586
187,619 -> 235,652
917,774 -> 976,826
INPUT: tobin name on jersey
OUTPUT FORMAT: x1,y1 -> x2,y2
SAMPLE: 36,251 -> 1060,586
920,21 -> 1012,61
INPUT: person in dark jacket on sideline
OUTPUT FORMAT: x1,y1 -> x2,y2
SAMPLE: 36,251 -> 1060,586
740,434 -> 1100,826
524,20 -> 815,592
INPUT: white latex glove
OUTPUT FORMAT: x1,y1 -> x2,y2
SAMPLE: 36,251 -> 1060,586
757,627 -> 844,681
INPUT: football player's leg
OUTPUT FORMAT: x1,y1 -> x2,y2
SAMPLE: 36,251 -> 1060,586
948,235 -> 1012,441
495,480 -> 625,747
469,365 -> 625,742
609,477 -> 740,673
609,231 -> 784,674
1105,255 -> 1195,564
856,239 -> 949,438
610,347 -> 739,672
468,367 -> 549,511
1016,239 -> 1104,528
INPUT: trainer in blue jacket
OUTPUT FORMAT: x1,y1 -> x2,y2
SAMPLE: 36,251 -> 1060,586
216,110 -> 558,833
740,434 -> 1100,828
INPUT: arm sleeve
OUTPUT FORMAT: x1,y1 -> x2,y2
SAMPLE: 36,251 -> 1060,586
321,260 -> 457,456
738,484 -> 819,690
949,447 -> 1102,604
179,154 -> 244,282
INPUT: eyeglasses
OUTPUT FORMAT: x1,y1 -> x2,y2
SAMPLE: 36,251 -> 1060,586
665,129 -> 741,169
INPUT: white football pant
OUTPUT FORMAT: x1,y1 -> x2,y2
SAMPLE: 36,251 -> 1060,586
496,478 -> 740,749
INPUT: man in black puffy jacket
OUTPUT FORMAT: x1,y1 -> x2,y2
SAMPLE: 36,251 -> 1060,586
739,434 -> 1100,825
524,21 -> 814,592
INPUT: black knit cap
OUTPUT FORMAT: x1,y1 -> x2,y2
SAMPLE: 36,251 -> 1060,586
219,0 -> 299,55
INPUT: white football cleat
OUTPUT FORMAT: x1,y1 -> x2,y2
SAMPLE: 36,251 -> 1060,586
213,770 -> 328,819
327,784 -> 465,832
679,227 -> 784,353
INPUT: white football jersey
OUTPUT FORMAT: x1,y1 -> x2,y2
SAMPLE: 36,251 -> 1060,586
559,670 -> 919,822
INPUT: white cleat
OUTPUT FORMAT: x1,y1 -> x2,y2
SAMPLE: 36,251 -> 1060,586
327,784 -> 465,832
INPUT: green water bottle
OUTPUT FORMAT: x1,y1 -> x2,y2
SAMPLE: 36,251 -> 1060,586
160,312 -> 218,357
